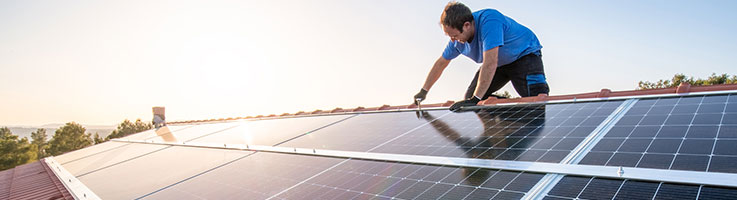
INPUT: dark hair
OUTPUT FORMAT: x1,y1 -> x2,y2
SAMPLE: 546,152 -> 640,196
440,2 -> 473,32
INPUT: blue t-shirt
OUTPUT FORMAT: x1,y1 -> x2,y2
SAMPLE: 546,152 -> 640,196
442,9 -> 542,66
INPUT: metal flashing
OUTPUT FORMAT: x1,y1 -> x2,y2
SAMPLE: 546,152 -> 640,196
44,157 -> 101,200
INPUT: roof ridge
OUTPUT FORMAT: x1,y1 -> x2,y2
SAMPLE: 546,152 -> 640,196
168,83 -> 737,124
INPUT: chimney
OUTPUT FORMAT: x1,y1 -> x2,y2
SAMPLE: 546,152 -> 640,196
152,107 -> 166,128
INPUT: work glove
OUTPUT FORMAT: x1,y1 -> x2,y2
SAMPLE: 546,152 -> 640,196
449,96 -> 481,112
413,89 -> 428,105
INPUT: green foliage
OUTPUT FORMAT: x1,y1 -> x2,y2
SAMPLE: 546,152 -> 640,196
1,127 -> 37,170
492,91 -> 512,98
30,128 -> 48,158
46,122 -> 92,156
2,119 -> 151,170
106,119 -> 153,140
638,73 -> 737,90
93,133 -> 106,144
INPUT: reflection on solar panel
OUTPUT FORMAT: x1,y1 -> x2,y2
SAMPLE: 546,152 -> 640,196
23,91 -> 737,199
370,101 -> 621,163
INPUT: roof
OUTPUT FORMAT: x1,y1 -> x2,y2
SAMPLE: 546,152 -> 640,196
0,161 -> 73,200
3,83 -> 737,199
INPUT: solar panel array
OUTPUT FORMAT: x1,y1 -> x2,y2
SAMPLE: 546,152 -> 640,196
51,92 -> 737,199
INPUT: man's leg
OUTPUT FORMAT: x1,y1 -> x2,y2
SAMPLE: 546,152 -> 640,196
464,68 -> 510,100
507,53 -> 549,97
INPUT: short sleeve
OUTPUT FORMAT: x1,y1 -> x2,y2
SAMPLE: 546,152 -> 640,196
479,19 -> 504,51
441,41 -> 461,60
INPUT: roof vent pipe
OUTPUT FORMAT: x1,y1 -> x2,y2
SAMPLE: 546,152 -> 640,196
153,107 -> 166,128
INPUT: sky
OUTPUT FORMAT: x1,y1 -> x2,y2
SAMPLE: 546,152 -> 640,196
1,0 -> 736,127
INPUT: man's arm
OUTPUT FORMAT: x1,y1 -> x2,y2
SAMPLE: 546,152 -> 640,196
449,47 -> 498,111
471,47 -> 499,98
422,56 -> 451,91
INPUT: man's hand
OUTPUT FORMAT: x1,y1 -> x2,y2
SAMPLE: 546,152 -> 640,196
449,96 -> 481,112
413,89 -> 428,105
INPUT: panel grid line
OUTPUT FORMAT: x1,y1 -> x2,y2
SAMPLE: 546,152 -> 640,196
273,114 -> 358,147
265,159 -> 351,200
705,97 -> 729,172
135,151 -> 258,199
367,112 -> 454,152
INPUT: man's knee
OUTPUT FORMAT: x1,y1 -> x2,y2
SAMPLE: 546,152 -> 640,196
525,74 -> 549,97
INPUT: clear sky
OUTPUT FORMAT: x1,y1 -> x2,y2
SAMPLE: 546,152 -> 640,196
1,0 -> 736,126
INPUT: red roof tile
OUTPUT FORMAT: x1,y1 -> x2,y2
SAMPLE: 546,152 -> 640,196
166,83 -> 737,124
0,160 -> 74,200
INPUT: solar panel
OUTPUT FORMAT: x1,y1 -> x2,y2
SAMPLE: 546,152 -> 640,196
140,151 -> 545,200
280,110 -> 450,151
60,143 -> 167,176
275,160 -> 544,200
139,151 -> 343,199
186,114 -> 354,146
579,94 -> 737,173
282,101 -> 622,164
74,145 -> 252,199
544,175 -> 737,200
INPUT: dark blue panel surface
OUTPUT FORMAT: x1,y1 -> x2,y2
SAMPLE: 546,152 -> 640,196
584,94 -> 737,173
545,175 -> 737,200
274,159 -> 545,200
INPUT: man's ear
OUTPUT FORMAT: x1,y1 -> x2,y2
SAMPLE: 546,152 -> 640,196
463,21 -> 472,31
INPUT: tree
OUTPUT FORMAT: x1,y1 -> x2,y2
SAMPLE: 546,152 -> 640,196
93,133 -> 106,144
638,73 -> 737,90
106,119 -> 153,140
0,127 -> 36,170
493,91 -> 512,98
46,122 -> 92,156
31,128 -> 48,158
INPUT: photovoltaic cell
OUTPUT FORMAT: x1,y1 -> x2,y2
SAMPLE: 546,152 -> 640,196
545,175 -> 737,200
580,94 -> 737,173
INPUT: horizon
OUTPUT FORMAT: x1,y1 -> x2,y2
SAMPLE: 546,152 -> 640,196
1,0 -> 736,126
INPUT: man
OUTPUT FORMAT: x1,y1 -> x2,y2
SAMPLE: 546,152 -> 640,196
414,2 -> 549,111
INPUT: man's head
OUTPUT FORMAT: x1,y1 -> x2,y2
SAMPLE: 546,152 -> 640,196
440,2 -> 474,43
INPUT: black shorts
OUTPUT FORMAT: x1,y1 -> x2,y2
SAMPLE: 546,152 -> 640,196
465,52 -> 550,99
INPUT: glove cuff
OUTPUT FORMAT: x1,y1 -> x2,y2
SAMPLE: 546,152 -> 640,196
470,96 -> 481,103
